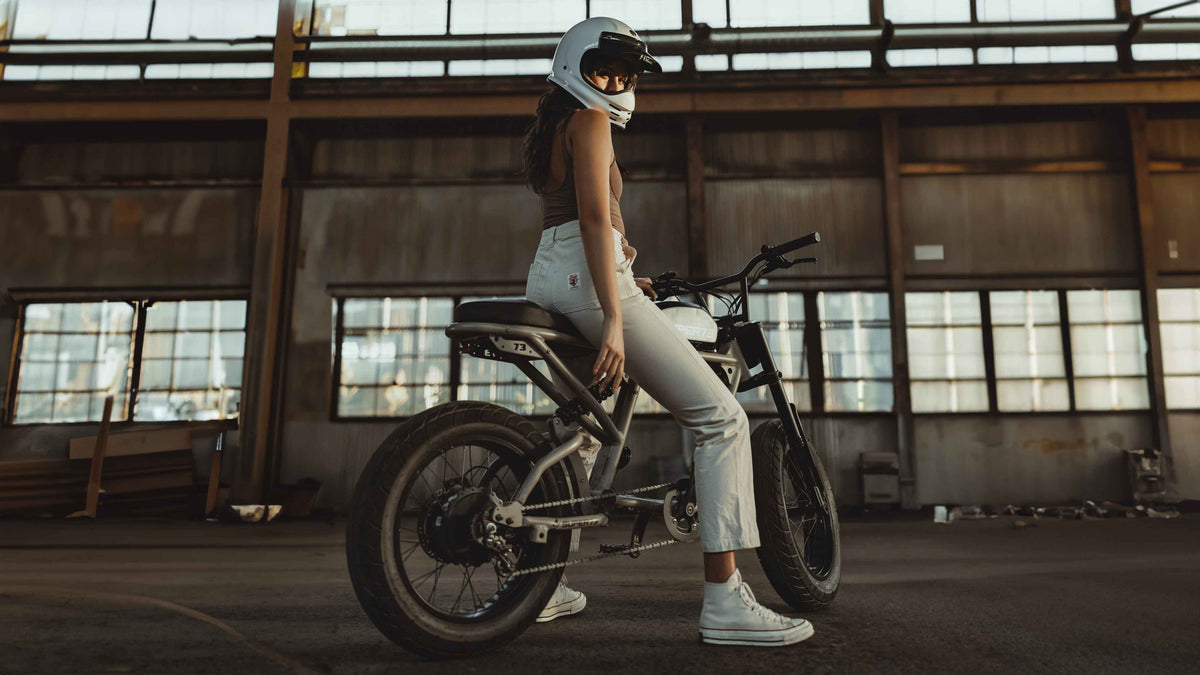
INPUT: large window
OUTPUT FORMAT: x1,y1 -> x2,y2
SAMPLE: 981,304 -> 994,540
989,290 -> 1069,412
818,291 -> 893,412
906,291 -> 988,413
10,298 -> 245,424
1066,290 -> 1149,410
13,302 -> 135,424
1157,288 -> 1200,409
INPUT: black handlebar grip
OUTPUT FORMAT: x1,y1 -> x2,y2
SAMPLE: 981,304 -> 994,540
774,231 -> 821,256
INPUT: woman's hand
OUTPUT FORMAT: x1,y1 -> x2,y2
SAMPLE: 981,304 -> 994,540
634,277 -> 657,300
592,314 -> 625,393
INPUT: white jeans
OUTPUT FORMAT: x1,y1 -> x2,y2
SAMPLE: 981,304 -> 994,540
525,220 -> 760,553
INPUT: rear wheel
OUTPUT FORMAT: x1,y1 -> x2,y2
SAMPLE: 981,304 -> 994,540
751,418 -> 840,609
345,401 -> 572,658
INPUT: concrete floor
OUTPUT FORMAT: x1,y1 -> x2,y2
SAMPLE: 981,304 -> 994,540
1,514 -> 1198,674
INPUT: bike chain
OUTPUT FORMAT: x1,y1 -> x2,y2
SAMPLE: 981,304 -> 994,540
508,481 -> 685,577
519,481 -> 674,512
509,538 -> 680,577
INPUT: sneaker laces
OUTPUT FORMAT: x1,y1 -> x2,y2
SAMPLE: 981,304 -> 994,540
736,581 -> 795,626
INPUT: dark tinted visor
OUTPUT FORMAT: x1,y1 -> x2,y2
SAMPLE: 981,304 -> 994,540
595,31 -> 662,74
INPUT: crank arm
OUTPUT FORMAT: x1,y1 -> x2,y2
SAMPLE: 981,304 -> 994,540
614,494 -> 665,512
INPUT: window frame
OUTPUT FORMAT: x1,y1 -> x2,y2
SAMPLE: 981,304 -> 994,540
5,290 -> 249,428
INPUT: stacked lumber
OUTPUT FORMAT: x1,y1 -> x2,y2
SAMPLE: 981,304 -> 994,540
0,458 -> 83,514
0,429 -> 197,517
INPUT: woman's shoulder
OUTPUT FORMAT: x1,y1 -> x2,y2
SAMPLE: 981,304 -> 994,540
564,108 -> 612,158
565,109 -> 612,141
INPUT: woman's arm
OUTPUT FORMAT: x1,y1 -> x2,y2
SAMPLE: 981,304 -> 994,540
569,109 -> 621,319
567,108 -> 625,391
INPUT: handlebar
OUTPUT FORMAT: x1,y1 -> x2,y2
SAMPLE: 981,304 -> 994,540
769,232 -> 821,258
650,231 -> 821,317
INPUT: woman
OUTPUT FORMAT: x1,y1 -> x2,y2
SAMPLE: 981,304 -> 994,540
521,17 -> 814,647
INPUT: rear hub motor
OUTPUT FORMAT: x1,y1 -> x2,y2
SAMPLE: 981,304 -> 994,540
417,486 -> 492,566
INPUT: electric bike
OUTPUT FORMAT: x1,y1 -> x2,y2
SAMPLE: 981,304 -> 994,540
346,231 -> 840,657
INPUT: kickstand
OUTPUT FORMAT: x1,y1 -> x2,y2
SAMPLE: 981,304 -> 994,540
599,512 -> 651,558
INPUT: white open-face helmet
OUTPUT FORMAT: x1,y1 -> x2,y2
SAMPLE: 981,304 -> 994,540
547,17 -> 662,129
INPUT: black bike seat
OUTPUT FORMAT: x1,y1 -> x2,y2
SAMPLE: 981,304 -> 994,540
453,297 -> 585,339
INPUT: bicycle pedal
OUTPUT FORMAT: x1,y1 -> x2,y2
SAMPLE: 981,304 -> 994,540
598,543 -> 632,554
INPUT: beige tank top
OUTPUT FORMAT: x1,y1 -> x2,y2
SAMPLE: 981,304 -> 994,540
540,112 -> 624,233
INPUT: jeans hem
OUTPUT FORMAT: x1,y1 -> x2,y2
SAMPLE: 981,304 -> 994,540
701,535 -> 761,554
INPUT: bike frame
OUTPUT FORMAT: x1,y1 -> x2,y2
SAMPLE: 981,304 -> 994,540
444,308 -> 810,535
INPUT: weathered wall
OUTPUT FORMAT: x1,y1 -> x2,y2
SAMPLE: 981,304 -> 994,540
0,134 -> 260,474
1166,413 -> 1200,499
914,414 -> 1153,505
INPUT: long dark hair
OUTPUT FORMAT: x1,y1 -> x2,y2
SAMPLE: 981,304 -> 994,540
521,85 -> 584,195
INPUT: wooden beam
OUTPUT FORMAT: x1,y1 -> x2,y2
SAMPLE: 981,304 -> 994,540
1149,159 -> 1200,173
880,111 -> 917,510
684,116 -> 707,278
0,100 -> 269,122
236,0 -> 296,503
68,395 -> 114,519
899,160 -> 1119,175
2,78 -> 1199,123
1126,104 -> 1174,485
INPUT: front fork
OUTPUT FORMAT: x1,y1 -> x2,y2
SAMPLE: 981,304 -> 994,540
730,321 -> 811,458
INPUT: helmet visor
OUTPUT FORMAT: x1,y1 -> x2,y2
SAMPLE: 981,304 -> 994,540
595,31 -> 662,74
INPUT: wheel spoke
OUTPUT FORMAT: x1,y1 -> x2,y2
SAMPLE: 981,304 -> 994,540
401,542 -> 421,563
426,563 -> 445,604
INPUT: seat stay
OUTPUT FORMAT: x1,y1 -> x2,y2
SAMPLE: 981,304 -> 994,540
446,321 -> 624,445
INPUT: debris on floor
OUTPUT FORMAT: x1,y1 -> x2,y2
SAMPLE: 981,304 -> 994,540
932,500 -> 1182,523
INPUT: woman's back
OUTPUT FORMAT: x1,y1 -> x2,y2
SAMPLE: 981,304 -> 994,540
540,111 -> 625,233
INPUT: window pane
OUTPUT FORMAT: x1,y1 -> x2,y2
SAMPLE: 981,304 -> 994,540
691,0 -> 727,27
731,51 -> 873,70
150,0 -> 276,39
884,0 -> 971,23
336,297 -> 454,418
12,301 -> 134,424
911,380 -> 989,413
450,0 -> 584,34
819,291 -> 893,412
1074,377 -> 1150,411
1067,290 -> 1148,411
1132,0 -> 1200,18
728,0 -> 869,27
591,0 -> 682,29
1165,377 -> 1200,409
906,292 -> 987,412
1158,288 -> 1200,409
979,0 -> 1115,21
134,299 -> 246,421
989,291 -> 1068,411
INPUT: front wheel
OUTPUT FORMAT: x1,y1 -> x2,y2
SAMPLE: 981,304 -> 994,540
751,418 -> 841,610
345,401 -> 572,658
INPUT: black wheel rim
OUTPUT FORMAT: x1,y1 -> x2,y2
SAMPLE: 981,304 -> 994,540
388,435 -> 548,622
781,446 -> 836,579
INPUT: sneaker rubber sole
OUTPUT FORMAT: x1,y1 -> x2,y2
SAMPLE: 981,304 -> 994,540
699,620 -> 814,647
536,591 -> 587,623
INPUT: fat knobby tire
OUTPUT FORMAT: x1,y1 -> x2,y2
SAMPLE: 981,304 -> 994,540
751,418 -> 841,610
345,400 -> 571,658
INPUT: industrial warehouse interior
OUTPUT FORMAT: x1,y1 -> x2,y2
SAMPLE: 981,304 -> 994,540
1,0 -> 1198,672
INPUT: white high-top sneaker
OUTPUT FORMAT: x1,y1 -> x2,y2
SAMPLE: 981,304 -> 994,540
699,569 -> 814,646
536,574 -> 587,623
